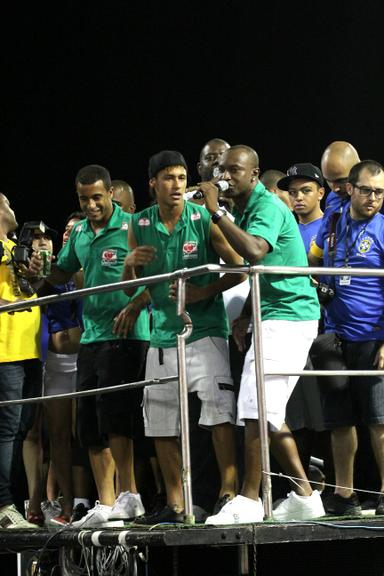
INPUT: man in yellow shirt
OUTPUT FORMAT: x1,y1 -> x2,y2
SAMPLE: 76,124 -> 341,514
0,194 -> 42,528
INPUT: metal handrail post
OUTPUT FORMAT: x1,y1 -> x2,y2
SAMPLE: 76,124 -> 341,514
250,268 -> 273,519
176,276 -> 194,524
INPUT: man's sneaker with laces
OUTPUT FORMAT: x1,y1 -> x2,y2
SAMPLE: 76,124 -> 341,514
323,492 -> 362,516
70,501 -> 112,529
273,490 -> 325,521
41,500 -> 62,525
205,495 -> 264,525
0,504 -> 40,529
107,491 -> 145,524
134,505 -> 184,525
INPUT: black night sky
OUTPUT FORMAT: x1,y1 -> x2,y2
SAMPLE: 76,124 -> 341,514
1,1 -> 383,245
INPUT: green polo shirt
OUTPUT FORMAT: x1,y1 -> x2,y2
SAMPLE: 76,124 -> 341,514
56,204 -> 150,344
233,182 -> 320,321
131,201 -> 228,348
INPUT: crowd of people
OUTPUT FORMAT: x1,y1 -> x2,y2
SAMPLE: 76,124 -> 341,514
1,137 -> 384,529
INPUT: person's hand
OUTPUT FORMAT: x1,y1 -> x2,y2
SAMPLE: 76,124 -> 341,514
374,343 -> 384,370
169,281 -> 207,304
113,304 -> 140,337
196,181 -> 220,214
232,315 -> 251,352
19,251 -> 43,279
124,246 -> 156,268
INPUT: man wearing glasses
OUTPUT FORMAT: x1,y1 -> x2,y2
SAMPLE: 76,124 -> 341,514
319,160 -> 384,517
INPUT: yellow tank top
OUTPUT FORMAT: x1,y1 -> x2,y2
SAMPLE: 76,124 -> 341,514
0,239 -> 41,362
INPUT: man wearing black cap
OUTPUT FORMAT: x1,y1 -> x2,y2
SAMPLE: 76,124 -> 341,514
277,164 -> 326,479
197,145 -> 325,524
123,150 -> 246,524
278,164 -> 324,253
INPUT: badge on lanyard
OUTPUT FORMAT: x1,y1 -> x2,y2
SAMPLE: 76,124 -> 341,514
339,268 -> 351,286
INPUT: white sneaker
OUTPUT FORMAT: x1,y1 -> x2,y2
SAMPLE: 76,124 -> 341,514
0,504 -> 39,529
205,495 -> 264,525
108,491 -> 145,521
70,501 -> 112,528
272,490 -> 325,521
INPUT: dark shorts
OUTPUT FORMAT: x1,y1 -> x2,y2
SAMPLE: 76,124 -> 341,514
76,339 -> 149,448
322,339 -> 384,429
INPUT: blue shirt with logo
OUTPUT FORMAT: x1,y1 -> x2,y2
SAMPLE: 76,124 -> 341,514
323,205 -> 384,340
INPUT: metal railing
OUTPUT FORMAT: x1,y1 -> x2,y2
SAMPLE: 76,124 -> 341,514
1,263 -> 383,523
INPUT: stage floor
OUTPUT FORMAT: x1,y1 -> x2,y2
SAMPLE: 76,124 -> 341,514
1,514 -> 384,550
4,516 -> 384,576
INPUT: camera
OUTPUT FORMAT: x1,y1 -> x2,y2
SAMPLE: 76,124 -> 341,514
12,221 -> 47,267
12,221 -> 56,268
316,282 -> 335,305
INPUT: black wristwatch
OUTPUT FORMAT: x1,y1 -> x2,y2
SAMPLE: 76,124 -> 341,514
211,208 -> 227,224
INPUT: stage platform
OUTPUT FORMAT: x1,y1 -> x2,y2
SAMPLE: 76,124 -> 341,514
3,515 -> 384,575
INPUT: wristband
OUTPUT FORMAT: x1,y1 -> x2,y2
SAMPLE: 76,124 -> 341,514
211,208 -> 227,224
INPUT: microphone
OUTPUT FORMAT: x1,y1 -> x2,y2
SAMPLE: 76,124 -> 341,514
192,180 -> 229,200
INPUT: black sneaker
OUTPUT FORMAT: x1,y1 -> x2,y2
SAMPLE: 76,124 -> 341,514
324,493 -> 362,516
71,504 -> 90,523
212,494 -> 232,516
375,494 -> 384,516
134,505 -> 184,525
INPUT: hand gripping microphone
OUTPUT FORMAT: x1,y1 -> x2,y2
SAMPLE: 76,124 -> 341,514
193,180 -> 229,200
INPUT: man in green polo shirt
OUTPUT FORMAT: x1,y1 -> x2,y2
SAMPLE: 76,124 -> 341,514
43,164 -> 150,528
122,150 -> 246,524
198,145 -> 325,524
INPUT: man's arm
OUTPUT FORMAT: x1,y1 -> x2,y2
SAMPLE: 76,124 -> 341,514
34,264 -> 74,296
113,288 -> 151,337
122,226 -> 156,296
169,220 -> 248,305
198,181 -> 270,264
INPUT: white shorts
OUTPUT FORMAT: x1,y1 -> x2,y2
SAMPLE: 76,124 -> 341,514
144,336 -> 236,436
238,320 -> 318,431
43,351 -> 78,397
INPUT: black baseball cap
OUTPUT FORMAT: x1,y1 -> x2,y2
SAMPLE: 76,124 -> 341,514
277,163 -> 324,190
148,150 -> 188,179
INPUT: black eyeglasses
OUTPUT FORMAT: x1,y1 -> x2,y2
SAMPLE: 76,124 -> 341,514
353,184 -> 384,198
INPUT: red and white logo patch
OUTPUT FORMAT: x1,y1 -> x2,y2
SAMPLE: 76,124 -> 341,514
138,218 -> 150,226
101,249 -> 118,266
182,241 -> 198,259
191,212 -> 201,221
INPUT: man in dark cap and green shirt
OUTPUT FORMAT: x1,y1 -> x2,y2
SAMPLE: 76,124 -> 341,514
122,150 -> 246,524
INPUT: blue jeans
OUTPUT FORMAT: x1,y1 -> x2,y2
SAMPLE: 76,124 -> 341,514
0,360 -> 42,508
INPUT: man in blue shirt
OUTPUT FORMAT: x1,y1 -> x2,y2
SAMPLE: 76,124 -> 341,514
309,141 -> 360,266
278,163 -> 324,253
321,160 -> 384,516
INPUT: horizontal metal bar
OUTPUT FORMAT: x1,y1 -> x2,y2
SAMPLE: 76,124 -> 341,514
2,262 -> 382,315
0,264 -> 250,314
266,370 -> 384,376
0,375 -> 177,408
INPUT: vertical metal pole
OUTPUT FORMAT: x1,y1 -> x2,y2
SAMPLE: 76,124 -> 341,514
250,269 -> 273,518
176,276 -> 195,524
